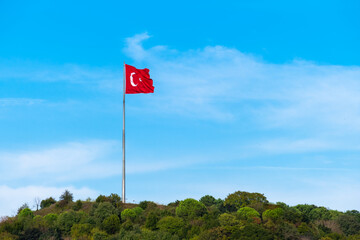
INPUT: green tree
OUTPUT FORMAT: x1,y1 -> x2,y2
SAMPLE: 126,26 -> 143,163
71,223 -> 92,239
59,190 -> 73,204
175,198 -> 207,219
17,203 -> 29,214
231,223 -> 274,240
44,213 -> 58,228
94,202 -> 115,226
309,207 -> 332,221
145,211 -> 160,230
237,207 -> 260,222
224,191 -> 268,211
40,197 -> 56,209
102,214 -> 120,234
337,214 -> 360,236
121,207 -> 143,223
157,216 -> 185,235
262,208 -> 285,223
139,200 -> 157,210
57,210 -> 83,235
276,202 -> 302,224
199,195 -> 216,207
18,208 -> 34,220
218,213 -> 239,226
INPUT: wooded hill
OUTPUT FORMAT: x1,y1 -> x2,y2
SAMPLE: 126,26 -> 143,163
1,190 -> 360,240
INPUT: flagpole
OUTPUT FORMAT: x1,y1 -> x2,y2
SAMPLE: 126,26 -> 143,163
122,62 -> 126,204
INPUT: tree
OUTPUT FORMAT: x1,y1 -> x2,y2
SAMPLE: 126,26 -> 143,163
71,223 -> 92,239
57,210 -> 81,235
262,208 -> 285,223
157,216 -> 185,235
218,213 -> 239,226
94,202 -> 115,226
102,214 -> 120,234
59,190 -> 73,204
72,200 -> 83,211
175,198 -> 207,219
224,191 -> 268,211
121,207 -> 143,222
237,207 -> 260,222
200,195 -> 216,207
17,203 -> 29,214
145,211 -> 160,230
337,214 -> 360,236
40,197 -> 56,209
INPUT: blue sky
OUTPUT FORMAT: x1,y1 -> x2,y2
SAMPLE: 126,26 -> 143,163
1,0 -> 360,216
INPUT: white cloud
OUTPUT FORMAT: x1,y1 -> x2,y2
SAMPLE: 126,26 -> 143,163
0,140 -> 121,182
124,33 -> 360,129
0,185 -> 98,217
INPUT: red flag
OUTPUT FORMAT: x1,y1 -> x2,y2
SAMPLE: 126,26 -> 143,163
125,64 -> 154,94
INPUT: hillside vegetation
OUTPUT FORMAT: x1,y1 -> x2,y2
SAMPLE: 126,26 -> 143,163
1,190 -> 360,240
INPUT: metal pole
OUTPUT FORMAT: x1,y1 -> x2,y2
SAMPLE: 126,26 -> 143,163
122,62 -> 126,203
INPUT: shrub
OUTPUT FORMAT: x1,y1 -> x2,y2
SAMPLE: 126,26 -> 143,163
72,200 -> 83,211
139,200 -> 157,210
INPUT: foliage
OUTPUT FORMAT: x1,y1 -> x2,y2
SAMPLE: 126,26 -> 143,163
337,214 -> 360,236
102,214 -> 120,234
121,207 -> 143,222
72,199 -> 83,211
237,206 -> 260,222
43,213 -> 58,227
218,213 -> 239,226
263,207 -> 285,223
199,195 -> 216,207
224,191 -> 268,211
139,200 -> 157,210
1,190 -> 359,240
40,197 -> 56,209
18,208 -> 34,220
17,203 -> 29,215
175,198 -> 207,219
157,216 -> 185,235
59,189 -> 73,204
94,202 -> 116,226
71,223 -> 92,239
145,211 -> 160,230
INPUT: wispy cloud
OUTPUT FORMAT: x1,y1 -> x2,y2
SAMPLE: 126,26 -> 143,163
0,140 -> 122,182
124,33 -> 360,128
0,98 -> 45,106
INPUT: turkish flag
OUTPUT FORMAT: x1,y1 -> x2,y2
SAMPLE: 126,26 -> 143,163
125,64 -> 154,94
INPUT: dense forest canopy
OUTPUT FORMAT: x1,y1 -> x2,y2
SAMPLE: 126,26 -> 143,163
1,190 -> 360,240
